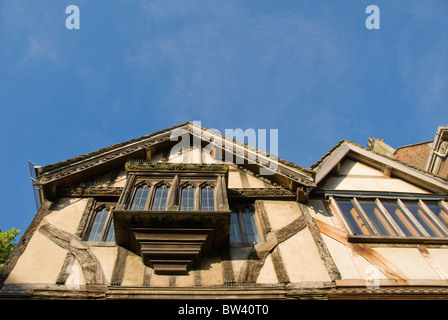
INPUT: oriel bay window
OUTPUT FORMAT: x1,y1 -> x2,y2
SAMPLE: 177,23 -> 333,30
113,163 -> 230,274
128,183 -> 171,211
118,163 -> 229,212
126,180 -> 216,211
330,196 -> 448,243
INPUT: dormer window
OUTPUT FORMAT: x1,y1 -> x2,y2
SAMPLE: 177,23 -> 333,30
113,163 -> 231,274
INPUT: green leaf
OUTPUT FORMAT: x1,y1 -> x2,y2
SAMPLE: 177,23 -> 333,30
0,228 -> 20,269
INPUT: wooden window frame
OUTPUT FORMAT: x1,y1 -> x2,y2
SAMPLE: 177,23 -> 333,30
229,205 -> 261,246
330,197 -> 448,244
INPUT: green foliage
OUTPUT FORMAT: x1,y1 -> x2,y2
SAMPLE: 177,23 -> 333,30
0,228 -> 20,269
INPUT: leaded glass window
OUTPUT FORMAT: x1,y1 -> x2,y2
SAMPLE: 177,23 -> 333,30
131,185 -> 150,210
230,207 -> 260,243
242,208 -> 260,242
105,219 -> 115,242
230,211 -> 243,243
180,185 -> 195,211
152,184 -> 169,210
87,208 -> 109,242
86,207 -> 115,243
201,185 -> 214,211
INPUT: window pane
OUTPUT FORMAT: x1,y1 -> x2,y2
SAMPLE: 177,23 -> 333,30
336,199 -> 369,235
201,186 -> 214,211
180,186 -> 195,211
402,201 -> 446,237
242,208 -> 260,243
357,200 -> 396,236
105,219 -> 115,242
382,201 -> 422,237
230,211 -> 243,243
425,202 -> 448,229
131,185 -> 150,210
152,185 -> 169,211
87,208 -> 109,242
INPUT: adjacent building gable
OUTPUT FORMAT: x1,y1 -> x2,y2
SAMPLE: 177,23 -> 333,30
369,125 -> 448,180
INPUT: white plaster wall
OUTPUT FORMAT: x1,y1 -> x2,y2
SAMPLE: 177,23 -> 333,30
339,159 -> 384,176
149,272 -> 171,287
112,170 -> 127,188
427,248 -> 448,279
230,247 -> 252,278
121,251 -> 146,286
321,234 -> 361,280
90,246 -> 118,284
256,254 -> 278,284
175,272 -> 196,287
278,229 -> 331,283
263,200 -> 302,231
45,198 -> 88,234
228,168 -> 243,188
200,255 -> 224,286
245,174 -> 270,188
375,247 -> 440,280
307,200 -> 334,226
5,231 -> 67,284
321,159 -> 430,193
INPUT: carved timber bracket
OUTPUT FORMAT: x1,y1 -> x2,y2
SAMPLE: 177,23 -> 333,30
125,162 -> 229,173
113,210 -> 231,275
132,227 -> 213,274
57,186 -> 123,198
228,188 -> 295,199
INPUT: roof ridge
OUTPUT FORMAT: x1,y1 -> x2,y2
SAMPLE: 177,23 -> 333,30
39,122 -> 314,179
308,139 -> 348,170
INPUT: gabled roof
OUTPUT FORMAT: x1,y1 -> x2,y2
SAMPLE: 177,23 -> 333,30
311,140 -> 448,194
34,123 -> 448,201
35,122 -> 316,199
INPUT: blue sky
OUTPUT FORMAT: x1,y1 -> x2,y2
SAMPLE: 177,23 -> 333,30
1,0 -> 447,235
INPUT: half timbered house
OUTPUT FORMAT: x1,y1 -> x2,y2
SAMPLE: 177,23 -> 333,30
1,122 -> 448,299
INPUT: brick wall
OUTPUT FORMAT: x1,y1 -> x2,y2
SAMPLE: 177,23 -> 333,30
437,157 -> 448,178
393,142 -> 432,171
